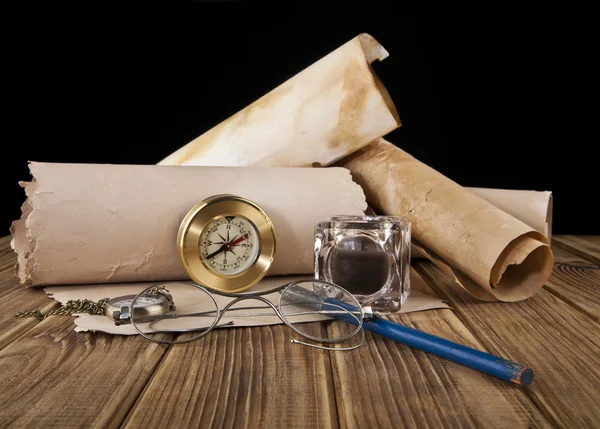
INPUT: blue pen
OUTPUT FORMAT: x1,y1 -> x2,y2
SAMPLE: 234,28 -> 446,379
322,297 -> 533,386
359,315 -> 533,385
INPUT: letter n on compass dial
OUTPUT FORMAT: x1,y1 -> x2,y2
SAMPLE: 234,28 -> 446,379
200,215 -> 261,275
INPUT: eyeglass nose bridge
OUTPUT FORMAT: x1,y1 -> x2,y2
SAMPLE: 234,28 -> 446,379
219,293 -> 364,349
220,295 -> 286,321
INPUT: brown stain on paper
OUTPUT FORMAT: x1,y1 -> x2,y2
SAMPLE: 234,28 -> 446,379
175,78 -> 294,165
166,35 -> 399,167
330,58 -> 370,149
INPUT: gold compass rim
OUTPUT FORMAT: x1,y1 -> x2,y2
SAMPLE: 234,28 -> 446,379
177,194 -> 276,293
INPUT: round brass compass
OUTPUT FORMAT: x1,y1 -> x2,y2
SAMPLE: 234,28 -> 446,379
177,194 -> 276,293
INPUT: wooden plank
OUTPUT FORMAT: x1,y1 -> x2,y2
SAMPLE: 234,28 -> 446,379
0,316 -> 171,429
328,271 -> 550,429
122,323 -> 338,429
0,236 -> 15,272
0,278 -> 59,350
544,246 -> 600,322
551,243 -> 588,265
415,260 -> 600,428
553,235 -> 600,265
0,252 -> 59,350
0,252 -> 17,273
0,235 -> 11,252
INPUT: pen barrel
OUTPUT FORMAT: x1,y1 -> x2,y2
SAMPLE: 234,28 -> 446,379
298,292 -> 533,386
363,317 -> 533,385
321,298 -> 533,385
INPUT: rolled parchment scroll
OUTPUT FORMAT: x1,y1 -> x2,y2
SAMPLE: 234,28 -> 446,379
337,139 -> 554,302
10,162 -> 367,287
158,33 -> 400,168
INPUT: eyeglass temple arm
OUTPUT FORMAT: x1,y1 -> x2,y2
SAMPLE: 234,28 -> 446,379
285,286 -> 533,386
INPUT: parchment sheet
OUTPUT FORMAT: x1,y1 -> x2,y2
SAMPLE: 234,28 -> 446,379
45,271 -> 449,335
158,33 -> 400,168
11,162 -> 367,287
337,139 -> 554,302
466,187 -> 552,241
410,187 -> 552,259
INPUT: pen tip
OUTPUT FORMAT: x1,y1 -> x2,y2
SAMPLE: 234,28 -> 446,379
520,368 -> 534,386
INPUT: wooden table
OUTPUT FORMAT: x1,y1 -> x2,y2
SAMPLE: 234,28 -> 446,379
0,234 -> 598,428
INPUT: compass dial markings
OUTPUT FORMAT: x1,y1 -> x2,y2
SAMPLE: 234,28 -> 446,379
200,216 -> 260,275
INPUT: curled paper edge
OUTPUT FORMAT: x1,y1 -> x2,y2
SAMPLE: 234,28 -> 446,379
10,178 -> 37,286
158,33 -> 400,168
489,231 -> 554,301
414,239 -> 554,302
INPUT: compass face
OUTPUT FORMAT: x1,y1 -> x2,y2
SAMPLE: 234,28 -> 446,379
199,215 -> 260,276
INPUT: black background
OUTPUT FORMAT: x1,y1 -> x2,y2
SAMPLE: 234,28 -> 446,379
3,1 -> 594,235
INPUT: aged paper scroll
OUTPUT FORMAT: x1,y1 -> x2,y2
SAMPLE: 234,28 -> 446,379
158,33 -> 400,168
337,139 -> 554,302
10,162 -> 367,287
410,187 -> 552,259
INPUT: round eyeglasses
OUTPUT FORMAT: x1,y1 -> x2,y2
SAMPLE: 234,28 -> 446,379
129,279 -> 369,351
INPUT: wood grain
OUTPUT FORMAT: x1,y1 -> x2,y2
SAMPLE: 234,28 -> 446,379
0,316 -> 171,429
551,244 -> 587,265
2,235 -> 600,428
0,235 -> 11,251
553,235 -> 600,265
123,323 -> 338,429
0,235 -> 16,272
0,253 -> 16,273
0,274 -> 59,350
544,246 -> 600,321
415,260 -> 600,429
328,271 -> 550,429
0,244 -> 59,350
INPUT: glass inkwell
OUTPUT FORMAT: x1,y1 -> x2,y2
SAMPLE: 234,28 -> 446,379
314,215 -> 411,313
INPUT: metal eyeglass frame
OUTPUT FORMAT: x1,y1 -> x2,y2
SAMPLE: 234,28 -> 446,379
130,279 -> 372,351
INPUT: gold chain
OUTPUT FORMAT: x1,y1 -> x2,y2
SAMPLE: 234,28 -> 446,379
14,298 -> 110,320
14,285 -> 169,320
